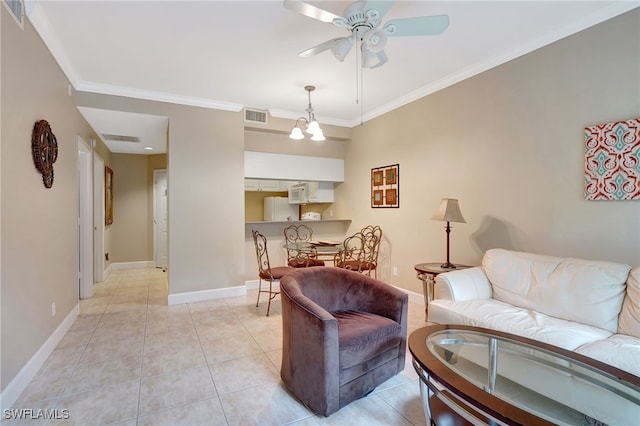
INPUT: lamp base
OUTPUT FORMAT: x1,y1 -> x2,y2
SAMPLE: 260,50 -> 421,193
440,262 -> 457,269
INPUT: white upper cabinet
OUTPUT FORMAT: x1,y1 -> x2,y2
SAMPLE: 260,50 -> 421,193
244,179 -> 291,192
308,181 -> 334,203
244,151 -> 344,182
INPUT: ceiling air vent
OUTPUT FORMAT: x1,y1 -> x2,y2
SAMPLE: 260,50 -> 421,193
102,134 -> 140,143
244,108 -> 268,125
3,0 -> 24,28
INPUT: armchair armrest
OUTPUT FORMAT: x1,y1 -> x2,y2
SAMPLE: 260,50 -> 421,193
435,267 -> 492,302
280,278 -> 341,414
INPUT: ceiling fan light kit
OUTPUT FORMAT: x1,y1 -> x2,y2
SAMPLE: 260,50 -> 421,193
289,85 -> 325,142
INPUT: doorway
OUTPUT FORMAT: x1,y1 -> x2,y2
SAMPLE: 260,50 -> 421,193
77,137 -> 94,299
153,169 -> 168,271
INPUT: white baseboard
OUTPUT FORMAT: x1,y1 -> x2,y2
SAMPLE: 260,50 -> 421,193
246,279 -> 422,302
244,279 -> 281,291
167,279 -> 422,307
0,303 -> 79,410
168,285 -> 247,305
246,279 -> 422,304
398,287 -> 425,306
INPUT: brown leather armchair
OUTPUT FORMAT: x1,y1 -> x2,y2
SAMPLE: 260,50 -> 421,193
280,267 -> 408,416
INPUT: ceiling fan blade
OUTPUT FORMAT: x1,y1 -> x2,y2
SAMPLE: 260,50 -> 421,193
298,38 -> 344,58
383,15 -> 450,37
283,0 -> 342,24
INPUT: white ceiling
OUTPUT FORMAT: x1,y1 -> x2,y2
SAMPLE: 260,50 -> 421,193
26,0 -> 638,154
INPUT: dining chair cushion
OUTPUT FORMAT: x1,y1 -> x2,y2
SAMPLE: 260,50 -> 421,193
335,260 -> 376,271
333,310 -> 402,370
288,258 -> 326,268
259,266 -> 295,280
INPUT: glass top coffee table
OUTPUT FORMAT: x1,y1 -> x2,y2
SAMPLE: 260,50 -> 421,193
409,325 -> 640,425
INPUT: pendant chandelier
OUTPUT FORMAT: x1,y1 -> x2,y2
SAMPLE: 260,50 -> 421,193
289,85 -> 325,142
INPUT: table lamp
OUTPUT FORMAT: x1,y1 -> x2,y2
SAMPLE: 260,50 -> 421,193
431,198 -> 466,269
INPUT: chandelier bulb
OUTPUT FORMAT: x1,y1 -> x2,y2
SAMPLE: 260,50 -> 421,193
289,126 -> 305,140
311,128 -> 325,142
307,119 -> 320,134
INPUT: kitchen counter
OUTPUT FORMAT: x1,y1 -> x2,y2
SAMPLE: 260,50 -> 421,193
245,219 -> 351,239
245,219 -> 351,225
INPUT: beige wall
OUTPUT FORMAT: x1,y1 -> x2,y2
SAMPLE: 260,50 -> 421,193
109,154 -> 149,262
0,9 -> 97,389
108,153 -> 166,264
334,9 -> 640,293
244,127 -> 347,159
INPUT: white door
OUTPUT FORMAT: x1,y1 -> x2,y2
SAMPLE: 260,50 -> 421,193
153,170 -> 168,270
78,137 -> 94,299
93,151 -> 105,283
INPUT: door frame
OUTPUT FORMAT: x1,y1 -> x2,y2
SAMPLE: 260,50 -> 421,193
93,150 -> 105,282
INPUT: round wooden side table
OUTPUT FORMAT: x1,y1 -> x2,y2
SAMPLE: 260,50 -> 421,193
414,263 -> 471,320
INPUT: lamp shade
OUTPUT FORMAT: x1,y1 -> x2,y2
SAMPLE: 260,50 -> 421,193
289,126 -> 305,140
362,49 -> 388,69
310,128 -> 325,141
331,37 -> 353,61
431,198 -> 466,223
307,119 -> 320,134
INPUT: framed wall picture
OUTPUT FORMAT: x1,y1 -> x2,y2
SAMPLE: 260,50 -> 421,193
371,164 -> 399,208
105,166 -> 114,225
584,118 -> 640,200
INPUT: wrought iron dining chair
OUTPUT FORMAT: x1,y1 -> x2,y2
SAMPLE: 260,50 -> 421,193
360,225 -> 382,277
334,231 -> 378,275
283,224 -> 325,268
252,229 -> 294,316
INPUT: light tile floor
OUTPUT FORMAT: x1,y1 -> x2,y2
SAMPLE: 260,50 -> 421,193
6,268 -> 430,426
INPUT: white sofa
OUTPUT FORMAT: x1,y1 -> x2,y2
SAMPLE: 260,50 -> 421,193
428,248 -> 640,424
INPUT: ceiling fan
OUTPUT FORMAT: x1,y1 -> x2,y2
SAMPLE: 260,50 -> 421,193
283,0 -> 449,69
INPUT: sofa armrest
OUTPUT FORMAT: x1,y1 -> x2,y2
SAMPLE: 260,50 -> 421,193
435,267 -> 492,301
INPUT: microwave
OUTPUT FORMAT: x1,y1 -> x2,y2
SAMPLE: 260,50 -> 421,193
288,183 -> 308,204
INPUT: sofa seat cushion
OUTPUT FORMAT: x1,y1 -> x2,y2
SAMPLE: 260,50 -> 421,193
483,249 -> 630,333
429,299 -> 612,351
334,310 -> 401,369
575,334 -> 640,376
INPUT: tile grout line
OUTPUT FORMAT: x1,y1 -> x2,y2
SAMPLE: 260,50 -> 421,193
190,302 -> 232,426
134,276 -> 151,426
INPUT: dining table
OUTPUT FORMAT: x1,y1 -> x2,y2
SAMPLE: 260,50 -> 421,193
284,241 -> 344,265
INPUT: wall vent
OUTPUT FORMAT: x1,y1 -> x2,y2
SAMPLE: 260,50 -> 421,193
244,108 -> 268,125
102,134 -> 140,143
3,0 -> 24,28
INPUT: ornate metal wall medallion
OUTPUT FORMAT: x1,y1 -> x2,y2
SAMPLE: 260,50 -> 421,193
31,120 -> 58,188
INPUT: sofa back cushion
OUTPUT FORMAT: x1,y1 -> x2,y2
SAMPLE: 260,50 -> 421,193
618,266 -> 640,338
483,249 -> 630,333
